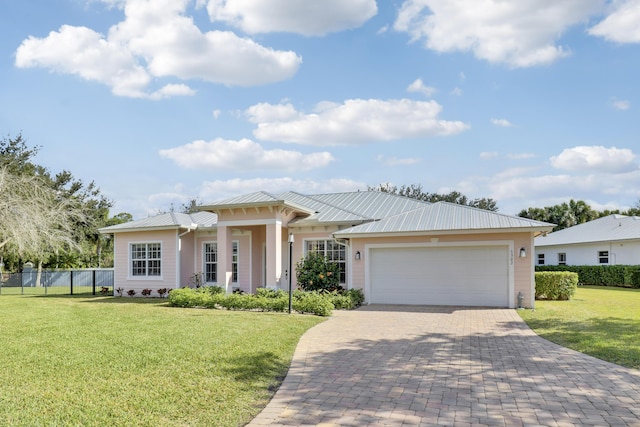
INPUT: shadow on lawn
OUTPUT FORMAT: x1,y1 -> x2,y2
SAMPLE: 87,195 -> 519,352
223,351 -> 290,392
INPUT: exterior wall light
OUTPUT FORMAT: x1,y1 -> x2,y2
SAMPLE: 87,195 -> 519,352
355,251 -> 361,260
519,247 -> 527,258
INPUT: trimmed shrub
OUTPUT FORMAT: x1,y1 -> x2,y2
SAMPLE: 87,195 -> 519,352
167,286 -> 363,317
168,288 -> 199,307
293,291 -> 334,316
536,265 -> 640,288
202,285 -> 224,295
632,270 -> 640,289
325,289 -> 365,310
535,271 -> 578,300
296,252 -> 342,292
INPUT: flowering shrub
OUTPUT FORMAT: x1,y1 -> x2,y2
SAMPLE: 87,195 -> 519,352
295,252 -> 342,292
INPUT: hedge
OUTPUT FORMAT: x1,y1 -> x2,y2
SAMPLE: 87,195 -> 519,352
535,265 -> 640,288
167,287 -> 365,317
534,271 -> 578,300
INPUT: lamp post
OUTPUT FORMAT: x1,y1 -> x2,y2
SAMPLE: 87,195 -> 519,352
288,232 -> 294,314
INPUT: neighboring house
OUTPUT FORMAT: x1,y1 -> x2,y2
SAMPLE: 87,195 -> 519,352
99,191 -> 554,308
535,214 -> 640,267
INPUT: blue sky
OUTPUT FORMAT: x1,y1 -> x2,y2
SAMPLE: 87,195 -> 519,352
1,0 -> 639,219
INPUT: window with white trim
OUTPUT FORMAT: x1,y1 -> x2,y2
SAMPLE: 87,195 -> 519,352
131,243 -> 161,277
558,253 -> 566,265
537,254 -> 545,265
598,251 -> 609,264
232,241 -> 239,283
305,240 -> 346,284
204,242 -> 217,283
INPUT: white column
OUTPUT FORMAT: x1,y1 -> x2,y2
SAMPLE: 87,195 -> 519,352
265,221 -> 282,288
217,224 -> 232,292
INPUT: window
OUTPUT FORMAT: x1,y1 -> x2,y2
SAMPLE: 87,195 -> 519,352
558,253 -> 566,265
537,254 -> 545,265
306,240 -> 346,284
232,241 -> 239,283
598,251 -> 609,264
131,243 -> 161,277
204,242 -> 217,283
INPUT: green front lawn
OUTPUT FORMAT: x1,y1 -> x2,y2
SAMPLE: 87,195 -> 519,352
519,286 -> 640,369
0,296 -> 324,427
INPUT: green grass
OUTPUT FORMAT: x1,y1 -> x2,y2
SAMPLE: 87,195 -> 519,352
519,286 -> 640,369
0,295 -> 324,427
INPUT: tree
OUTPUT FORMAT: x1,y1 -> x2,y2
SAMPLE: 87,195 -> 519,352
1,133 -> 119,270
0,167 -> 85,272
518,199 -> 597,231
369,183 -> 499,211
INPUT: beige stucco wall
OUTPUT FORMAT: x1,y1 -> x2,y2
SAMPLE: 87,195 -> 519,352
113,229 -> 179,295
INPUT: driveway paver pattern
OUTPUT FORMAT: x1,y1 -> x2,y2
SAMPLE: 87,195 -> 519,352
248,305 -> 640,427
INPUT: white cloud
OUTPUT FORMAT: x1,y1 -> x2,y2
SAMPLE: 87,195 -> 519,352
212,109 -> 222,119
589,0 -> 640,43
550,146 -> 637,173
246,98 -> 469,145
480,151 -> 498,160
159,138 -> 334,172
451,87 -> 463,96
204,0 -> 377,36
490,118 -> 513,127
199,177 -> 365,202
15,0 -> 301,98
149,83 -> 196,100
394,0 -> 602,67
610,99 -> 631,110
377,155 -> 422,166
407,78 -> 437,97
15,25 -> 151,98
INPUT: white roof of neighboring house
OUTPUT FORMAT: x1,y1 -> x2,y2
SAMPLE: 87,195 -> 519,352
334,202 -> 554,236
100,190 -> 553,235
99,211 -> 217,233
535,214 -> 640,247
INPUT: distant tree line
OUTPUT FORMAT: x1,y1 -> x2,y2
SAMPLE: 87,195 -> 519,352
517,199 -> 640,232
369,183 -> 499,211
0,133 -> 131,272
370,182 -> 640,232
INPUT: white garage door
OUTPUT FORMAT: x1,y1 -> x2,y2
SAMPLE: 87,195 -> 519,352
369,246 -> 509,307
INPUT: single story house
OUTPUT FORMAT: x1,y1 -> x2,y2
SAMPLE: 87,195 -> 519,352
534,214 -> 640,266
99,190 -> 554,308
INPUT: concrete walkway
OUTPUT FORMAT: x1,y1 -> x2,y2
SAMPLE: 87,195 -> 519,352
248,305 -> 640,427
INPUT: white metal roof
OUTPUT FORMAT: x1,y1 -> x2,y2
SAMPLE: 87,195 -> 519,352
535,214 -> 640,246
99,211 -> 217,233
101,190 -> 553,235
334,202 -> 555,236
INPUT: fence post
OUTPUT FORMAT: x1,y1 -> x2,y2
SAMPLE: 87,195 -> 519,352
92,270 -> 96,295
70,271 -> 74,296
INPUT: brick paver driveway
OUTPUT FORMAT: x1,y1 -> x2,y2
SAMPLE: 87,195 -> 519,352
248,305 -> 640,427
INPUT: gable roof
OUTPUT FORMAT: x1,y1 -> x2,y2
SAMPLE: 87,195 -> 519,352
99,211 -> 217,233
535,214 -> 640,247
198,191 -> 316,215
334,202 -> 554,236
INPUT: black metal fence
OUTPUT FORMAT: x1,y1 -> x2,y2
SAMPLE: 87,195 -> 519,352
0,269 -> 114,296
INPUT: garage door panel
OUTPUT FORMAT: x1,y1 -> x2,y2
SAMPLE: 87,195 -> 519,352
369,246 -> 509,307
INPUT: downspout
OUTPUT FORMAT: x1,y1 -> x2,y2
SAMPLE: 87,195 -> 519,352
177,224 -> 197,288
